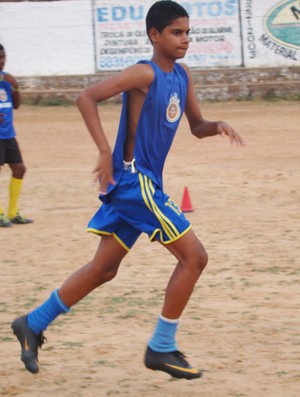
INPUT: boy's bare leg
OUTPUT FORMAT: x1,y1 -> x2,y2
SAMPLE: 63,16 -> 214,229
11,235 -> 128,374
161,229 -> 208,319
145,229 -> 208,379
59,235 -> 128,307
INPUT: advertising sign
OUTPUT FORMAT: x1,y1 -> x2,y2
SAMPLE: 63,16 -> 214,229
241,0 -> 300,66
93,0 -> 242,70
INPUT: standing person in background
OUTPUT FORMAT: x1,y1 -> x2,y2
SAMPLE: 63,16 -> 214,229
0,44 -> 33,227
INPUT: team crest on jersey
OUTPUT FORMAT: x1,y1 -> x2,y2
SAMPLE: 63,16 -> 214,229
0,89 -> 8,102
166,92 -> 181,123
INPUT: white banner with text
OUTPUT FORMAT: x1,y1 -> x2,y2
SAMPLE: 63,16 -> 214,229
93,0 -> 243,70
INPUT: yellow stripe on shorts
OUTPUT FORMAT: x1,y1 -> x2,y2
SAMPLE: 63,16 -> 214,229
138,173 -> 179,240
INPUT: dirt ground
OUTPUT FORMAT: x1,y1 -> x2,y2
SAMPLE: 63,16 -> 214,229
0,101 -> 299,397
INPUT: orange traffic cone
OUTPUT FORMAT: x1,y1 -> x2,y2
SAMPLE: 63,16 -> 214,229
181,186 -> 193,213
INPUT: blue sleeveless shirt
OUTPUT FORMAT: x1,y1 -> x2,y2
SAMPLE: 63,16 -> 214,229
0,72 -> 16,139
102,61 -> 188,202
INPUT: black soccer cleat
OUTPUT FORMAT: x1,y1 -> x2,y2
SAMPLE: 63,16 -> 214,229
9,213 -> 33,225
144,346 -> 202,380
11,315 -> 45,374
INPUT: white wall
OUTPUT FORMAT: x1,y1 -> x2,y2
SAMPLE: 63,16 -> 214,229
0,0 -> 95,76
0,0 -> 299,76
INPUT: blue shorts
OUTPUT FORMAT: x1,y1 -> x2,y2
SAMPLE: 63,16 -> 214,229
87,168 -> 191,251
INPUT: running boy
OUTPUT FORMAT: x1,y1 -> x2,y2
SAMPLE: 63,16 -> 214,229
0,43 -> 33,227
12,1 -> 244,379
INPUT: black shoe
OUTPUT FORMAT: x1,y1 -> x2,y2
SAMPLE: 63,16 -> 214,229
144,346 -> 202,380
10,213 -> 33,225
11,315 -> 46,374
0,213 -> 12,227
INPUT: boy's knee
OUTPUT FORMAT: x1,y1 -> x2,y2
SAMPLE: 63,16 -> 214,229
197,247 -> 208,273
11,163 -> 26,179
201,248 -> 208,268
88,261 -> 119,285
102,267 -> 118,283
189,247 -> 208,276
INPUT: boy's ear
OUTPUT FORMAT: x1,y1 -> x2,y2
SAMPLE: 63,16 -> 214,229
148,27 -> 160,44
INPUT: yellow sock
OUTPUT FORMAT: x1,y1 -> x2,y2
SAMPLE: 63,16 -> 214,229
8,177 -> 23,219
0,200 -> 4,215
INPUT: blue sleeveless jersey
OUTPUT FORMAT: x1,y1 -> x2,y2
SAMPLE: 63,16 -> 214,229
102,61 -> 188,202
0,72 -> 16,139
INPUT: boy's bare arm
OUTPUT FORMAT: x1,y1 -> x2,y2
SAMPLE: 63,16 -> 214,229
3,73 -> 20,109
76,64 -> 154,193
182,64 -> 245,147
191,119 -> 245,147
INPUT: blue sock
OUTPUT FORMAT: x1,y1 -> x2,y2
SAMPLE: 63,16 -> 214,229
148,315 -> 179,353
27,289 -> 70,335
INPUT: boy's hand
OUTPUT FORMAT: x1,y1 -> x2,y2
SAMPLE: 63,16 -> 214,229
93,152 -> 116,195
217,121 -> 245,147
0,113 -> 4,124
2,73 -> 19,89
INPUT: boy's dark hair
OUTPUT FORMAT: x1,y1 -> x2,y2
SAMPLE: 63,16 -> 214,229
146,1 -> 189,39
0,44 -> 4,51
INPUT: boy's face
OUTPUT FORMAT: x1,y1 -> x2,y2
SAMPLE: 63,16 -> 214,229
0,50 -> 6,72
150,17 -> 190,60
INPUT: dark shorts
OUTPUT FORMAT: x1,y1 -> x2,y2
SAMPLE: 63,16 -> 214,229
0,138 -> 23,165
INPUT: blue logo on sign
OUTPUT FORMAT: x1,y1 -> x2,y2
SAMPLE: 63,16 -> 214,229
97,6 -> 144,22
